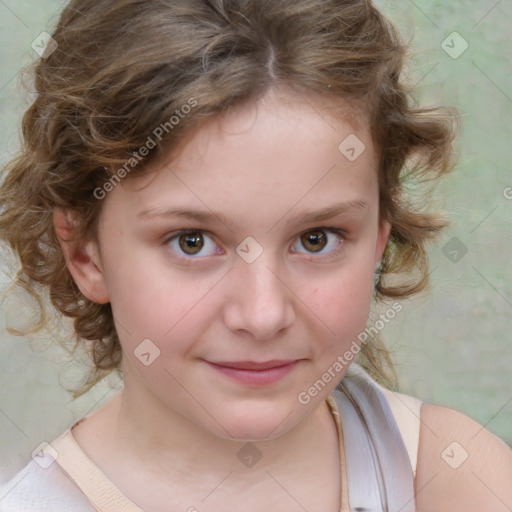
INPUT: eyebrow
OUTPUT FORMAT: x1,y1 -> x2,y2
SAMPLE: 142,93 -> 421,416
137,199 -> 368,228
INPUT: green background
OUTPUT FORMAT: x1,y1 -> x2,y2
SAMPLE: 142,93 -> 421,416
0,0 -> 511,482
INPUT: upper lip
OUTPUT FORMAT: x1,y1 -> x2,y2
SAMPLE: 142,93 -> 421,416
206,359 -> 298,370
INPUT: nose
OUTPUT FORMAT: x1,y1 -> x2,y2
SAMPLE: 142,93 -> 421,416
222,256 -> 295,341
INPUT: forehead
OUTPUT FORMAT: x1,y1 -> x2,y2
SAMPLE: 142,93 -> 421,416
213,85 -> 369,134
110,86 -> 377,222
126,85 -> 370,176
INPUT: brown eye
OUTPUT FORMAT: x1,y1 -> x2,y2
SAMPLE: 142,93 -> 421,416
166,230 -> 220,259
292,228 -> 345,258
178,231 -> 204,255
301,229 -> 327,252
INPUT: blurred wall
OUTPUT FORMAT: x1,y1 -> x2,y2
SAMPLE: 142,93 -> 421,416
373,0 -> 512,445
0,0 -> 510,483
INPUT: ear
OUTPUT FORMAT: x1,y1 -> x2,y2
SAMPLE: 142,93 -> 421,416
53,208 -> 110,304
375,218 -> 391,264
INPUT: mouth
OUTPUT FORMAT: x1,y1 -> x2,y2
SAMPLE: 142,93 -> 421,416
206,359 -> 298,370
204,360 -> 300,386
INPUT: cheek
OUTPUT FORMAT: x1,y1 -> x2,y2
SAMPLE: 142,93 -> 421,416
100,253 -> 190,344
307,260 -> 375,341
104,261 -> 223,374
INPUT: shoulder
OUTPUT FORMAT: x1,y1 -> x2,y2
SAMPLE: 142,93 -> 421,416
416,402 -> 512,512
0,452 -> 96,511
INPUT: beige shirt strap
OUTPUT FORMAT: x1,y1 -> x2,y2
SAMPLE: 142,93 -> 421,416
325,395 -> 351,512
43,429 -> 144,512
378,386 -> 423,479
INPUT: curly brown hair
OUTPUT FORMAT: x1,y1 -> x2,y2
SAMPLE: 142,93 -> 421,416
0,0 -> 458,399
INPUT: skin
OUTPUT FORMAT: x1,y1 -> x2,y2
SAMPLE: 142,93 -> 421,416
55,85 -> 389,510
54,85 -> 512,510
416,403 -> 512,511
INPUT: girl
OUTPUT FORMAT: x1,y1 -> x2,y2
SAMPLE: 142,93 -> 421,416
0,0 -> 510,511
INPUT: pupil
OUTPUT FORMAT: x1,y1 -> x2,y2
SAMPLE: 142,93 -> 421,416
304,230 -> 326,252
180,232 -> 203,254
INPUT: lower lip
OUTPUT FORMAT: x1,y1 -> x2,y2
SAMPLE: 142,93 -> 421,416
205,361 -> 298,386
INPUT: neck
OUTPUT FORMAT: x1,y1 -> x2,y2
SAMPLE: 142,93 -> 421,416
106,357 -> 338,486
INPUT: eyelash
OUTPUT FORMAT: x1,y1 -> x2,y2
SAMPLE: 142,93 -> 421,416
163,227 -> 347,262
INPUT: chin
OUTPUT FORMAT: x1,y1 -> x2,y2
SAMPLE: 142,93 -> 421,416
204,406 -> 300,443
214,425 -> 288,443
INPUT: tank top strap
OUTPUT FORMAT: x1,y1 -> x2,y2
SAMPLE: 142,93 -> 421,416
330,363 -> 417,512
43,426 -> 144,512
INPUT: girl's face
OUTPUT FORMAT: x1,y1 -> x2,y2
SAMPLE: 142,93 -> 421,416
89,87 -> 390,440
